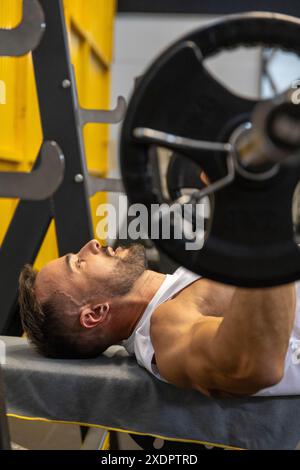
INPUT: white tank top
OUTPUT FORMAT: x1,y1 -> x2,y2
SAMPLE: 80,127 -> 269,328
122,268 -> 300,396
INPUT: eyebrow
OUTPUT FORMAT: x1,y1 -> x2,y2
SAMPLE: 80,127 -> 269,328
65,253 -> 73,273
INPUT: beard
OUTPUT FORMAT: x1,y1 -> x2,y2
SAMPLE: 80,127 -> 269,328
109,244 -> 147,297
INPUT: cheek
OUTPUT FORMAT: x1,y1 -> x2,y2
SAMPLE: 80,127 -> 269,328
84,255 -> 118,285
91,256 -> 115,275
65,277 -> 85,300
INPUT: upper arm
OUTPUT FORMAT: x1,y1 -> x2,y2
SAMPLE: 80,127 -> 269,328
151,300 -> 279,397
151,300 -> 224,396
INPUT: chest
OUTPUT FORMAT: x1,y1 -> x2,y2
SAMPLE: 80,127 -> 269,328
174,279 -> 236,317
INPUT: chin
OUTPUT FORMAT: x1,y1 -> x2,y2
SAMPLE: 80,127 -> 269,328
120,244 -> 147,267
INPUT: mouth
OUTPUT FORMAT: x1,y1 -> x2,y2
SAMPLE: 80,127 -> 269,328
104,246 -> 128,258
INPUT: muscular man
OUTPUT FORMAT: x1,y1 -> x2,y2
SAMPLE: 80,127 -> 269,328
18,239 -> 300,398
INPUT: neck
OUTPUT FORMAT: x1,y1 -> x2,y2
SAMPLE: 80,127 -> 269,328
120,270 -> 166,339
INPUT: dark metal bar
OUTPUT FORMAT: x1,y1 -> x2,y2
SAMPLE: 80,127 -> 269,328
0,149 -> 52,334
80,426 -> 89,443
118,0 -> 300,16
32,0 -> 94,256
109,431 -> 120,451
0,0 -> 95,334
0,201 -> 52,334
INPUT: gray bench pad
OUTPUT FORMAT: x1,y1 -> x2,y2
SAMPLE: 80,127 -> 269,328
1,336 -> 300,449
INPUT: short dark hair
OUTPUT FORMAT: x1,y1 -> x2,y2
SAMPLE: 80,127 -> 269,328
18,265 -> 110,359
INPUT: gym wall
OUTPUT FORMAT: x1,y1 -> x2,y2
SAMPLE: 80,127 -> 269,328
0,0 -> 116,270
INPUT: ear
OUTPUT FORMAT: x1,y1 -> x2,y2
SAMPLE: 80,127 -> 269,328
79,303 -> 110,330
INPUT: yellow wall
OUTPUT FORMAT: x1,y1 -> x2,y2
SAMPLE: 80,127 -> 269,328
0,0 -> 116,269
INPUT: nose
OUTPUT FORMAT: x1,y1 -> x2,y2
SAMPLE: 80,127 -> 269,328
79,239 -> 101,256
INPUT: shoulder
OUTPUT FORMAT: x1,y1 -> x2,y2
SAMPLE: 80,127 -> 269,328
150,300 -> 193,388
150,298 -> 224,392
151,298 -> 177,326
150,299 -> 183,350
150,298 -> 205,387
151,297 -> 196,335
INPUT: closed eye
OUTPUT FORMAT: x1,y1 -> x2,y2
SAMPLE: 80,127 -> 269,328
76,257 -> 84,269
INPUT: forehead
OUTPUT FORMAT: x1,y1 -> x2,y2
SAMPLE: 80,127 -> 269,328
40,256 -> 67,278
35,256 -> 69,300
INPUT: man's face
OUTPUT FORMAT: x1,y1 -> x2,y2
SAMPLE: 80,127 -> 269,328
35,240 -> 147,310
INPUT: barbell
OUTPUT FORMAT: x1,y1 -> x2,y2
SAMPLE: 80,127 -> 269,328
120,12 -> 300,287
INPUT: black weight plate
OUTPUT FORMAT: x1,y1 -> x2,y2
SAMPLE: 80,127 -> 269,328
166,153 -> 205,200
120,12 -> 300,287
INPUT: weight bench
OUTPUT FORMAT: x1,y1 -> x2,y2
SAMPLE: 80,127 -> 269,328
2,336 -> 300,450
